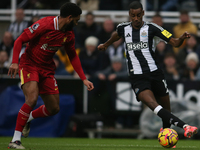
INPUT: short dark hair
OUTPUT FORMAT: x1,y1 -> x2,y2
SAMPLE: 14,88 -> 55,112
129,1 -> 143,10
60,2 -> 82,18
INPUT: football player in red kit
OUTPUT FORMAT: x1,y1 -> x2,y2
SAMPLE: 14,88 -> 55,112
8,2 -> 94,149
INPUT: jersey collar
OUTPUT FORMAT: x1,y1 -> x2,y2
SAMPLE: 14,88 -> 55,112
53,16 -> 59,30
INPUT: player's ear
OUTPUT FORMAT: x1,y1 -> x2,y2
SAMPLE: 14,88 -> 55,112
142,10 -> 144,16
68,15 -> 73,21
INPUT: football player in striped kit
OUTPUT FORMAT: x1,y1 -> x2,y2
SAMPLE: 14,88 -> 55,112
98,1 -> 198,141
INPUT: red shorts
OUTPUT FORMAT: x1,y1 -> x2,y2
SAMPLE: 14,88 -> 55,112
18,65 -> 59,95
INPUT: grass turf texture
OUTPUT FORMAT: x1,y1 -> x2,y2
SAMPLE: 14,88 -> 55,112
0,137 -> 199,150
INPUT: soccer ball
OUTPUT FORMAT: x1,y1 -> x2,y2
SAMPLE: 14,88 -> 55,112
158,128 -> 179,148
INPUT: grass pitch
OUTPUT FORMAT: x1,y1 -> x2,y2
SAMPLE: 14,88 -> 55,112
0,137 -> 199,150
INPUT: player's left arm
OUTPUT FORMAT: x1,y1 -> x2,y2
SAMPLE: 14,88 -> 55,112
168,32 -> 190,47
152,24 -> 190,48
64,38 -> 94,91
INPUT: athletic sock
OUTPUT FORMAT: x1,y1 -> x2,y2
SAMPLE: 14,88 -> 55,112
12,103 -> 32,142
162,118 -> 171,129
154,105 -> 186,128
27,112 -> 34,122
32,105 -> 51,119
11,131 -> 22,142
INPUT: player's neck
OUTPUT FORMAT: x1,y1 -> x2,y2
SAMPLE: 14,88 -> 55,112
58,16 -> 63,31
132,21 -> 144,30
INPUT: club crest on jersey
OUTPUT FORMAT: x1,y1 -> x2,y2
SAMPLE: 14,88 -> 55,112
141,30 -> 147,37
126,42 -> 148,51
32,23 -> 39,30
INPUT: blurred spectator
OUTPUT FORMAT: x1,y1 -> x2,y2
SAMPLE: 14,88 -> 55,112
28,11 -> 41,26
106,38 -> 125,61
173,10 -> 198,53
7,8 -> 28,40
155,41 -> 173,68
56,47 -> 81,75
74,12 -> 101,49
176,34 -> 200,68
181,52 -> 200,80
147,0 -> 179,11
98,18 -> 115,43
79,36 -> 101,78
0,31 -> 14,57
151,13 -> 173,34
53,55 -> 71,76
77,0 -> 99,11
162,53 -> 180,80
0,51 -> 9,75
99,0 -> 121,10
96,56 -> 127,81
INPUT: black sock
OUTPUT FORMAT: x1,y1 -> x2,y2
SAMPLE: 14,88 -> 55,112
162,118 -> 171,129
158,108 -> 186,128
154,106 -> 186,128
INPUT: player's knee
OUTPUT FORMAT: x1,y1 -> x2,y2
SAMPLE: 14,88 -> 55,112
25,97 -> 38,108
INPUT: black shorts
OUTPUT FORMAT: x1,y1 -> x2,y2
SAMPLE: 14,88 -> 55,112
129,69 -> 169,101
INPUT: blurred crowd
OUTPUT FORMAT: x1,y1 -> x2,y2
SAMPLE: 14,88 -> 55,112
1,5 -> 200,82
1,0 -> 200,11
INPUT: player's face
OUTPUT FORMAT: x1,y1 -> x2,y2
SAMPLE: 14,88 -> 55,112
129,8 -> 144,29
65,15 -> 80,31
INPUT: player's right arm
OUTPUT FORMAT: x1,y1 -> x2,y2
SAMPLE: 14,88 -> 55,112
98,31 -> 121,51
8,32 -> 30,78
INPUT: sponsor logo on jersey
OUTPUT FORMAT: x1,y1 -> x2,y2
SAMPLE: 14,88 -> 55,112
161,30 -> 172,38
41,43 -> 48,50
32,23 -> 39,30
40,43 -> 60,51
126,42 -> 148,51
141,30 -> 147,37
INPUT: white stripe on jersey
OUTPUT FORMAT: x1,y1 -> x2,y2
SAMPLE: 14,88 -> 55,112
124,25 -> 143,74
148,22 -> 164,31
53,16 -> 59,30
140,25 -> 158,72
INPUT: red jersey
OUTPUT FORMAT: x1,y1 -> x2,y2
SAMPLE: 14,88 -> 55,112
20,16 -> 75,71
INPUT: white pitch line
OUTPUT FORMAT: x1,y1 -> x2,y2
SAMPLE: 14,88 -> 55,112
0,143 -> 198,148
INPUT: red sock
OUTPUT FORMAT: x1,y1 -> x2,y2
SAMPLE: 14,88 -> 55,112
15,103 -> 33,132
32,105 -> 51,118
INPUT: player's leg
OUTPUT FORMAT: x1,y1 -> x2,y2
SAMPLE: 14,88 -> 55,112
9,81 -> 39,149
23,74 -> 59,138
22,94 -> 59,138
138,90 -> 198,138
156,95 -> 171,129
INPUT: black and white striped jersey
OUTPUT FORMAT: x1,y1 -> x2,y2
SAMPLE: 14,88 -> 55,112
116,21 -> 172,75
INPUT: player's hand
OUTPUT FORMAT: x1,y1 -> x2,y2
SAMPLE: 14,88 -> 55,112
83,79 -> 94,91
98,44 -> 107,51
8,63 -> 19,78
180,32 -> 191,40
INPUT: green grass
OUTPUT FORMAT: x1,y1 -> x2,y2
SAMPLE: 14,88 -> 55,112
0,137 -> 199,150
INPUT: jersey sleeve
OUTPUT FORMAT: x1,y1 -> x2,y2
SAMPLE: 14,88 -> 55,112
116,23 -> 124,37
64,34 -> 86,81
23,19 -> 47,40
150,23 -> 172,43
